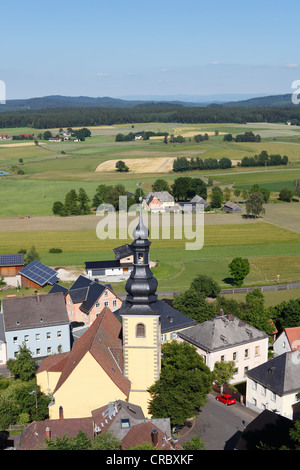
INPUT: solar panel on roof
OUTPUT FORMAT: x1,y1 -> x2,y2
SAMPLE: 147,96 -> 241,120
0,254 -> 24,266
19,260 -> 58,286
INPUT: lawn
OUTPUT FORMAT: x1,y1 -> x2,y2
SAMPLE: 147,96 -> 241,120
1,220 -> 300,292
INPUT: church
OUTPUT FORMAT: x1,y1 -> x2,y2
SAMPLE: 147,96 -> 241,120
37,206 -> 161,418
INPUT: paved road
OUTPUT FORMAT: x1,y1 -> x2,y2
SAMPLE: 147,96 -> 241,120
178,392 -> 259,450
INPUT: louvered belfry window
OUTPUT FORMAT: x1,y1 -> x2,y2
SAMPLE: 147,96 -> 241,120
136,323 -> 145,338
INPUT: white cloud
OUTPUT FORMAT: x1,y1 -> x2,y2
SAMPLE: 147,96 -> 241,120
285,63 -> 298,68
97,72 -> 110,77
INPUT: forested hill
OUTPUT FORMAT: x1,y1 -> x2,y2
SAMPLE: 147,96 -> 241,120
222,93 -> 294,107
1,103 -> 300,129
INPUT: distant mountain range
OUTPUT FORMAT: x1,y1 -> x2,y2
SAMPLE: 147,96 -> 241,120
0,93 -> 296,111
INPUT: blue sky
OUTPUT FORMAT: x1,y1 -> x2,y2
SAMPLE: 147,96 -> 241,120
1,0 -> 300,99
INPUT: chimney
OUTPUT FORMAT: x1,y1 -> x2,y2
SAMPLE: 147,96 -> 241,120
151,429 -> 158,447
59,406 -> 64,420
219,309 -> 224,316
227,313 -> 233,321
45,427 -> 51,439
35,291 -> 40,302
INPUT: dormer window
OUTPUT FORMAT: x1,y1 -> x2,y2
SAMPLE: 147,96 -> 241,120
136,323 -> 145,338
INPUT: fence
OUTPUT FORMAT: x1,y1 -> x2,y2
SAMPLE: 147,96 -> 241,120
212,383 -> 246,405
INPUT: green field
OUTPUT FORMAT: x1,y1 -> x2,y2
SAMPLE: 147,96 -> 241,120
1,122 -> 300,296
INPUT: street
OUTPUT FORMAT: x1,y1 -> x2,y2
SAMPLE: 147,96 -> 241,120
178,392 -> 259,450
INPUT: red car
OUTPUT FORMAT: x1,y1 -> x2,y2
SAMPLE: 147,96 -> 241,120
216,394 -> 236,405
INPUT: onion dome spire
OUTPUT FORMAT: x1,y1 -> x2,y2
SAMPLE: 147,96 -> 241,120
119,203 -> 159,316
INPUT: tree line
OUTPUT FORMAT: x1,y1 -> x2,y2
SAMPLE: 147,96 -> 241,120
172,151 -> 288,172
3,104 -> 300,128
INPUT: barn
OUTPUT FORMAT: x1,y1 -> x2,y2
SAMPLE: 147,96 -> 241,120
19,260 -> 59,289
0,254 -> 24,277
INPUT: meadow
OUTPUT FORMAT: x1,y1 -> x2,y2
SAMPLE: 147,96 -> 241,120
0,121 -> 300,297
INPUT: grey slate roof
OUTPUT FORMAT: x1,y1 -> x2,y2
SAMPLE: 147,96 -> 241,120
2,292 -> 69,331
178,314 -> 268,352
246,350 -> 300,396
48,283 -> 69,296
222,201 -> 242,213
113,244 -> 134,260
145,191 -> 174,203
235,409 -> 294,450
65,275 -> 116,314
114,299 -> 196,334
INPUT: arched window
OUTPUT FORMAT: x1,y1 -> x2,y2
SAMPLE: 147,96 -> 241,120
136,323 -> 146,338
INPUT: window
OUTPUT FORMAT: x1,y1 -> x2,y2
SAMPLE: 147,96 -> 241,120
36,333 -> 40,341
104,290 -> 108,296
261,386 -> 266,396
252,398 -> 257,406
36,349 -> 41,356
96,302 -> 100,307
252,381 -> 257,390
255,346 -> 260,356
244,349 -> 249,358
113,299 -> 117,307
104,301 -> 109,307
271,392 -> 276,402
57,331 -> 62,338
220,355 -> 225,362
24,335 -> 29,343
121,418 -> 130,428
47,332 -> 51,340
136,323 -> 145,338
233,351 -> 237,361
13,337 -> 18,344
47,347 -> 52,354
161,334 -> 167,342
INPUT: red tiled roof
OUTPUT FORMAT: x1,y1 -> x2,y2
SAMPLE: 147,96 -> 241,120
21,417 -> 94,450
285,327 -> 300,351
37,352 -> 70,374
53,307 -> 130,397
121,421 -> 181,450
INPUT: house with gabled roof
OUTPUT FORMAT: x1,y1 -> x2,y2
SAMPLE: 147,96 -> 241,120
37,307 -> 130,419
1,291 -> 70,362
177,311 -> 269,384
143,191 -> 175,212
273,327 -> 300,357
50,275 -> 122,326
245,350 -> 300,420
20,399 -> 180,450
19,260 -> 59,289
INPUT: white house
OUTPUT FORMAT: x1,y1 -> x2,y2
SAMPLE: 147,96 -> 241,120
245,350 -> 300,420
177,312 -> 269,384
273,327 -> 300,357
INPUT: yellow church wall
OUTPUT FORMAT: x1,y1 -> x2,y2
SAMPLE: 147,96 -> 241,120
122,314 -> 161,417
37,370 -> 61,396
49,351 -> 127,419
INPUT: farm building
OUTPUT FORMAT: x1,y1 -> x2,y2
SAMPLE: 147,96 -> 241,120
85,244 -> 134,279
178,195 -> 209,212
222,201 -> 243,213
0,254 -> 24,277
143,191 -> 175,212
19,260 -> 59,289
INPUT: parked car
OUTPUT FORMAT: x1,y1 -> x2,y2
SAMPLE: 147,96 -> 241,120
216,394 -> 236,405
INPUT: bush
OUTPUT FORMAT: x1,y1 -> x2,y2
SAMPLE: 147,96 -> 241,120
49,248 -> 62,253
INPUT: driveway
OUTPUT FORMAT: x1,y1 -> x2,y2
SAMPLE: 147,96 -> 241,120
178,392 -> 259,450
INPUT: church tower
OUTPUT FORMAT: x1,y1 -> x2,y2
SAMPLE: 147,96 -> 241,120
119,205 -> 161,416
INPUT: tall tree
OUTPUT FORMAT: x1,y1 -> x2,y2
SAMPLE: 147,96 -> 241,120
148,341 -> 212,426
228,257 -> 250,287
78,188 -> 90,214
245,191 -> 265,217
